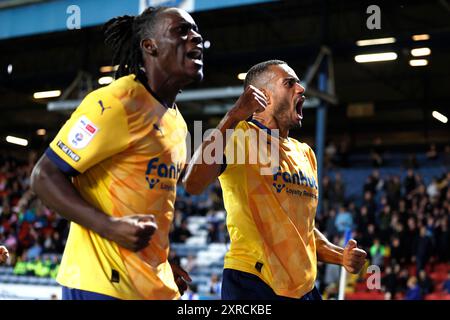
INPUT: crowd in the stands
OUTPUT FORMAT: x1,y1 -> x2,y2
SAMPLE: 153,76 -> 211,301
0,143 -> 448,300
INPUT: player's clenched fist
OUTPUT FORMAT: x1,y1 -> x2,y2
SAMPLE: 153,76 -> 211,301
342,239 -> 367,274
105,214 -> 158,252
0,246 -> 9,264
227,85 -> 267,122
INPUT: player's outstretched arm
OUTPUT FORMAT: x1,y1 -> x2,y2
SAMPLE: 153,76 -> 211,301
314,228 -> 367,274
183,85 -> 267,194
31,154 -> 157,252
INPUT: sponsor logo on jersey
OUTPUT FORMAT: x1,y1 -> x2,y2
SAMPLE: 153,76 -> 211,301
272,166 -> 318,199
145,157 -> 183,191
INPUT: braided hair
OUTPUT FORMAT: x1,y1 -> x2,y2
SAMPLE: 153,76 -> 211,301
103,6 -> 168,81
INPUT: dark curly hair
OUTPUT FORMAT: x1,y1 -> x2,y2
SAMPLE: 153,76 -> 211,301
103,6 -> 169,81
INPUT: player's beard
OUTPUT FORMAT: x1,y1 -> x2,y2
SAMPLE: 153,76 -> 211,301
275,100 -> 300,131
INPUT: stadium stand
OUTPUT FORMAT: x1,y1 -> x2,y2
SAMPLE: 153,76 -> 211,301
0,144 -> 448,300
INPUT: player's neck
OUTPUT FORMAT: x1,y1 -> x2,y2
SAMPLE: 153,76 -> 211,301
147,79 -> 180,109
143,66 -> 187,109
252,115 -> 289,139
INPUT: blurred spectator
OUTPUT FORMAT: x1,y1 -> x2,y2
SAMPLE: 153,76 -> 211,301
182,284 -> 200,300
369,238 -> 386,267
323,236 -> 341,293
0,245 -> 8,264
427,177 -> 440,199
323,263 -> 340,294
436,216 -> 449,262
192,191 -> 214,216
323,283 -> 338,300
381,265 -> 397,299
362,191 -> 377,220
337,135 -> 350,168
403,153 -> 418,169
370,137 -> 384,167
333,173 -> 345,205
170,219 -> 192,243
389,236 -> 406,266
182,254 -> 197,273
377,204 -> 392,242
397,266 -> 409,294
418,269 -> 434,296
359,223 -> 376,252
371,170 -> 384,193
321,175 -> 333,213
324,208 -> 338,239
443,272 -> 450,294
13,254 -> 28,275
404,169 -> 417,196
384,175 -> 401,206
216,223 -> 229,244
414,226 -> 433,272
206,223 -> 218,243
208,273 -> 222,296
405,218 -> 419,264
27,241 -> 43,260
363,176 -> 376,195
404,276 -> 422,300
426,143 -> 438,161
335,205 -> 353,234
51,231 -> 65,253
206,210 -> 226,243
172,209 -> 184,229
354,205 -> 370,234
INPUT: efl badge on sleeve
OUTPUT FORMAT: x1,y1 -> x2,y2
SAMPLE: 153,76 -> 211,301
68,115 -> 99,149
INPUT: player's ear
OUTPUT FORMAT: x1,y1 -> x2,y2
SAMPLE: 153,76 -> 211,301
141,39 -> 158,56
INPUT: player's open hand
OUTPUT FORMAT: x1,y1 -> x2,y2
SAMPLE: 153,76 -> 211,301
228,85 -> 267,122
343,239 -> 367,274
170,262 -> 192,295
0,246 -> 9,264
107,214 -> 158,252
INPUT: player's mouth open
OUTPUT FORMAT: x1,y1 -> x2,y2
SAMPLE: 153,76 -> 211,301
295,96 -> 305,120
186,48 -> 203,65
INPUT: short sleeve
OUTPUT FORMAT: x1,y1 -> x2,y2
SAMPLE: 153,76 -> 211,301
47,90 -> 130,175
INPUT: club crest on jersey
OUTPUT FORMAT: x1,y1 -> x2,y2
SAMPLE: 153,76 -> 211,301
68,115 -> 98,149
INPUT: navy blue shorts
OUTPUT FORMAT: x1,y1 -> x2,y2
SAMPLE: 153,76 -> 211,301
221,268 -> 322,300
62,286 -> 119,300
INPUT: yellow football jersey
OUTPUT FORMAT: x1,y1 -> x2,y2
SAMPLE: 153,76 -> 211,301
46,74 -> 187,300
219,120 -> 318,298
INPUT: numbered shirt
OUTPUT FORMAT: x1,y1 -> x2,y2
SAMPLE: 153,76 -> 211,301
219,120 -> 318,299
46,74 -> 187,300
